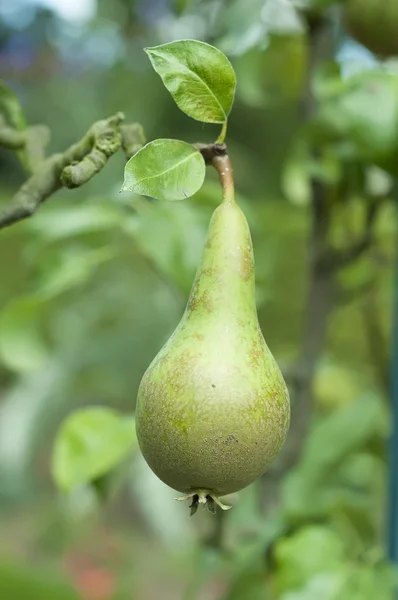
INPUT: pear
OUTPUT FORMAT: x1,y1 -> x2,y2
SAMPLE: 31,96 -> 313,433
135,168 -> 290,510
344,0 -> 398,58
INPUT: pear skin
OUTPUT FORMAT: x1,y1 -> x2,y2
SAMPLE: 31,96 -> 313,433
135,191 -> 290,504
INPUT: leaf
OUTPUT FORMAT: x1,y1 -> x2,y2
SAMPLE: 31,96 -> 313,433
282,158 -> 311,207
216,0 -> 269,57
365,165 -> 393,197
0,361 -> 70,499
122,139 -> 206,201
52,407 -> 137,492
299,0 -> 337,10
282,394 -> 388,519
171,0 -> 190,15
28,203 -> 122,240
123,197 -> 207,293
223,511 -> 286,599
299,393 -> 388,476
145,40 -> 236,123
273,525 -> 346,594
0,296 -> 49,372
261,0 -> 304,36
281,571 -> 347,600
129,453 -> 194,546
312,61 -> 343,100
314,71 -> 398,169
0,562 -> 83,600
0,79 -> 27,130
37,247 -> 116,300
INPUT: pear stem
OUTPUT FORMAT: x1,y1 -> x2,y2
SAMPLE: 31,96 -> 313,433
212,153 -> 235,205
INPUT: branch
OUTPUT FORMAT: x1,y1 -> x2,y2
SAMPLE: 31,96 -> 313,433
0,114 -> 50,171
24,124 -> 51,172
61,113 -> 124,188
0,124 -> 25,149
316,198 -> 381,273
259,15 -> 336,514
120,123 -> 146,159
0,113 -> 145,231
193,142 -> 227,165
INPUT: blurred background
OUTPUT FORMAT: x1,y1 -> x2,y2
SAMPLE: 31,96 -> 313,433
0,0 -> 397,598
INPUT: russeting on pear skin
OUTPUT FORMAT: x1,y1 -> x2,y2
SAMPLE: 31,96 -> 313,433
135,168 -> 290,511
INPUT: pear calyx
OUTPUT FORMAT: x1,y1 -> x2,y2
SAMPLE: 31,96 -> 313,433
175,489 -> 232,516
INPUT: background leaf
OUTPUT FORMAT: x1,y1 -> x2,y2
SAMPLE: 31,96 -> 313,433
145,40 -> 236,123
52,407 -> 137,492
0,296 -> 49,372
27,203 -> 123,240
0,79 -> 27,130
122,139 -> 206,201
314,71 -> 398,171
0,562 -> 83,600
273,525 -> 346,593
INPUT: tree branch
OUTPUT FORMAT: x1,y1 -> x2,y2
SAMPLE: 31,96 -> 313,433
120,123 -> 146,159
259,15 -> 336,514
24,124 -> 51,172
316,197 -> 381,273
0,124 -> 25,149
61,113 -> 124,188
0,113 -> 146,231
0,114 -> 50,171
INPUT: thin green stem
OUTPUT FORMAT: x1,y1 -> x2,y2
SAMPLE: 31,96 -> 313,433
216,121 -> 228,144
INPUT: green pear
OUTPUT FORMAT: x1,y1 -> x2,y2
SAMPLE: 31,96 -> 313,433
344,0 -> 398,58
135,176 -> 290,510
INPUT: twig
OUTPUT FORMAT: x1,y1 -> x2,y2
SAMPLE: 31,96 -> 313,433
317,198 -> 380,272
0,124 -> 25,149
0,113 -> 146,231
259,14 -> 336,514
24,124 -> 51,172
61,113 -> 124,188
120,123 -> 146,159
193,142 -> 227,165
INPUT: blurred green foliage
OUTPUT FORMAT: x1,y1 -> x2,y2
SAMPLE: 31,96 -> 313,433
0,0 -> 397,599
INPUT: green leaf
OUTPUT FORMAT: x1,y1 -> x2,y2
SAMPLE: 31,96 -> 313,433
171,0 -> 190,15
282,158 -> 311,207
0,361 -> 70,499
216,0 -> 269,57
281,572 -> 347,600
145,40 -> 236,123
28,203 -> 122,240
300,0 -> 337,11
52,407 -> 137,492
122,139 -> 206,201
300,393 -> 387,475
0,296 -> 49,372
37,246 -> 116,300
365,165 -> 393,197
261,0 -> 304,36
282,393 -> 388,519
0,562 -> 83,600
223,512 -> 286,599
314,71 -> 398,170
123,197 -> 208,293
130,454 -> 195,546
274,525 -> 346,594
312,62 -> 343,100
0,79 -> 27,130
